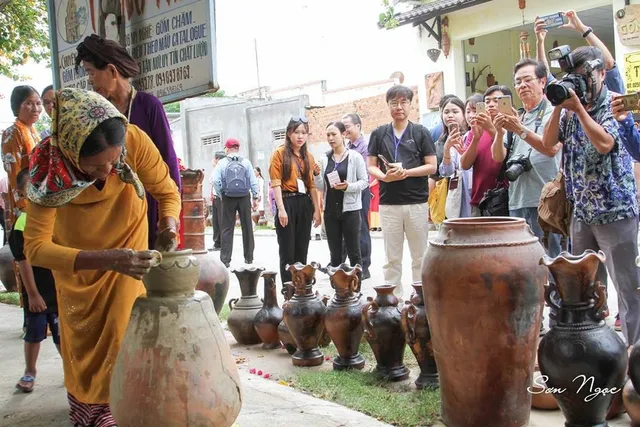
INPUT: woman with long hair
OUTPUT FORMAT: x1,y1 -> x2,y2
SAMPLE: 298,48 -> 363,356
438,95 -> 472,217
2,85 -> 42,228
315,121 -> 368,270
268,117 -> 322,285
460,86 -> 511,216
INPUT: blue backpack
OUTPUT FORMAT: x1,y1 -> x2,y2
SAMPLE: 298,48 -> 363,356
223,156 -> 250,197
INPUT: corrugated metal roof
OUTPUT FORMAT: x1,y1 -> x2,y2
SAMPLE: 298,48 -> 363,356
393,0 -> 492,26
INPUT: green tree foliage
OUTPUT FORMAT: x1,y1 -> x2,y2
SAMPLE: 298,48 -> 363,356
0,0 -> 51,79
164,89 -> 226,113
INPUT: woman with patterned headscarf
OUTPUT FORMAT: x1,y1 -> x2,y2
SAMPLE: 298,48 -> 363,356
75,34 -> 182,251
23,88 -> 181,427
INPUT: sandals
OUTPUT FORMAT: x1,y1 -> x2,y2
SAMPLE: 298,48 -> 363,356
16,375 -> 35,393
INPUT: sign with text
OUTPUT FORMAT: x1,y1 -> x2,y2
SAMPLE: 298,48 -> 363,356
624,52 -> 640,94
46,0 -> 218,103
616,5 -> 640,47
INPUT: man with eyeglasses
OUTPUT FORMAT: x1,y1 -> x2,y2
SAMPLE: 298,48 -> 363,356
368,85 -> 437,298
491,58 -> 562,259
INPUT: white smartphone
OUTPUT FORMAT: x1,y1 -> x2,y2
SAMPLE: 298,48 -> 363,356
475,102 -> 487,115
497,96 -> 513,115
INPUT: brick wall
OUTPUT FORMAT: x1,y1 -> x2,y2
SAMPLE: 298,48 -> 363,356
305,86 -> 420,144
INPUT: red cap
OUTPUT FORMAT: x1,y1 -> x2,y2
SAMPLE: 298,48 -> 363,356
225,138 -> 240,149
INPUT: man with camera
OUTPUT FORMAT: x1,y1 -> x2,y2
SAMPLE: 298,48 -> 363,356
542,46 -> 640,346
491,58 -> 562,257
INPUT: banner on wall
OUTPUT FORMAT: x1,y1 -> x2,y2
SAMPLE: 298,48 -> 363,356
46,0 -> 218,104
616,6 -> 640,47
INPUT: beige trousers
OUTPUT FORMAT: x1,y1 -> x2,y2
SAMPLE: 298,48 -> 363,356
379,203 -> 429,297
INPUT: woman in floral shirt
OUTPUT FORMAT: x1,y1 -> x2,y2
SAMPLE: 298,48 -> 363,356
2,86 -> 42,228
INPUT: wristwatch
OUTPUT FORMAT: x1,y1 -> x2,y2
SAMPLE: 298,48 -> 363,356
519,128 -> 528,140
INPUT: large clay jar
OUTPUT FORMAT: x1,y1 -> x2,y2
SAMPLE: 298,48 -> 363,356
324,264 -> 365,370
401,282 -> 438,389
0,244 -> 17,292
253,271 -> 282,350
282,262 -> 326,367
110,250 -> 242,427
362,285 -> 409,382
278,282 -> 296,355
180,169 -> 230,315
538,250 -> 627,427
227,266 -> 264,345
422,217 -> 546,427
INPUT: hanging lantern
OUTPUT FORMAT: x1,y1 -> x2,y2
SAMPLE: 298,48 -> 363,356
469,37 -> 475,46
441,16 -> 451,58
427,48 -> 441,62
520,31 -> 531,59
487,73 -> 496,87
519,0 -> 526,10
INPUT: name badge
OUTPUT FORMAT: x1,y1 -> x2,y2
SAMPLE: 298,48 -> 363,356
327,170 -> 341,187
297,178 -> 307,194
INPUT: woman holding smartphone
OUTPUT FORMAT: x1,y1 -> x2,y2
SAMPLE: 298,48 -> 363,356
460,86 -> 511,216
315,122 -> 368,270
437,96 -> 472,217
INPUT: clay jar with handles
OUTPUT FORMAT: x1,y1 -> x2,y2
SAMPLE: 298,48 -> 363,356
324,264 -> 365,370
362,284 -> 409,381
538,250 -> 628,427
110,250 -> 242,427
278,282 -> 297,355
227,266 -> 264,345
253,271 -> 282,350
401,282 -> 438,389
282,262 -> 327,367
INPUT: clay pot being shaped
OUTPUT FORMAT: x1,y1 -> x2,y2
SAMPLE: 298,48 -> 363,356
623,379 -> 640,424
110,250 -> 242,427
227,266 -> 265,345
530,369 -> 559,410
401,282 -> 438,389
0,244 -> 17,292
538,250 -> 628,427
282,262 -> 327,367
180,169 -> 230,315
278,282 -> 297,355
253,271 -> 282,350
422,217 -> 547,427
324,264 -> 365,370
362,285 -> 409,382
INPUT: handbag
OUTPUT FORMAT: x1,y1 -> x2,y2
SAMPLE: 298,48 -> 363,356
445,170 -> 462,219
538,145 -> 571,249
479,131 -> 513,217
428,177 -> 449,224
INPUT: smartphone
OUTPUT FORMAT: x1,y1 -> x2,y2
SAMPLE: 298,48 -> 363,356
378,154 -> 391,167
448,122 -> 459,133
497,95 -> 513,115
475,102 -> 487,115
539,12 -> 568,30
618,93 -> 640,111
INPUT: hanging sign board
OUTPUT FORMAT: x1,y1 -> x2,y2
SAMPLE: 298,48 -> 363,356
616,6 -> 640,47
624,52 -> 640,93
46,0 -> 218,104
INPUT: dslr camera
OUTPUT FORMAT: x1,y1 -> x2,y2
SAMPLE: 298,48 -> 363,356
544,45 -> 602,107
505,154 -> 532,182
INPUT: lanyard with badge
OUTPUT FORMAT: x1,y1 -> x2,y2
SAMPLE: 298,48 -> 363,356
393,130 -> 405,163
294,157 -> 307,194
326,151 -> 347,188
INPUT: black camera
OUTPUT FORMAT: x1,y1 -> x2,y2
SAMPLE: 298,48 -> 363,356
505,155 -> 532,182
544,45 -> 601,107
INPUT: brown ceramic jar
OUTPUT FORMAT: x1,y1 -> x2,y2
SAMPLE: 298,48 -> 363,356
324,264 -> 365,370
282,262 -> 326,367
227,266 -> 264,345
362,285 -> 409,382
253,271 -> 283,350
277,282 -> 296,355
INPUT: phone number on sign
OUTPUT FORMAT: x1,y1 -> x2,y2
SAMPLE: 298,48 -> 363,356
156,65 -> 191,87
156,84 -> 183,98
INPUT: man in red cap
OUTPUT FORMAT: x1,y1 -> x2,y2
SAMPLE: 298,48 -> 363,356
212,138 -> 260,267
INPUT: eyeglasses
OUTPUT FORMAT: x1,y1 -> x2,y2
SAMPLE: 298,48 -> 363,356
514,76 -> 539,87
290,116 -> 309,124
389,100 -> 410,108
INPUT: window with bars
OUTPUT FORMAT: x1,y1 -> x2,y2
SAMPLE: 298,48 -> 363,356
201,132 -> 222,148
272,129 -> 286,142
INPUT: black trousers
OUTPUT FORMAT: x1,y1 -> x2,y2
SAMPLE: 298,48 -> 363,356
211,196 -> 222,248
325,208 -> 362,269
275,194 -> 313,285
220,195 -> 255,265
338,192 -> 370,273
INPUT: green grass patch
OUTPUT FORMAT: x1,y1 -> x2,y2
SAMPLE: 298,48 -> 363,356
293,340 -> 440,426
0,292 -> 20,306
218,304 -> 230,322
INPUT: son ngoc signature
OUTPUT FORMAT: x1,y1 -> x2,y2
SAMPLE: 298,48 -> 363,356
528,375 -> 621,403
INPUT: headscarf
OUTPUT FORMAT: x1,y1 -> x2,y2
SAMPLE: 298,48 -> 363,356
76,34 -> 140,78
27,88 -> 145,207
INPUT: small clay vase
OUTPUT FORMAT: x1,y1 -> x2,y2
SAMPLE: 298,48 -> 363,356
539,251 -> 628,427
110,250 -> 242,426
278,282 -> 296,355
623,379 -> 640,424
324,264 -> 365,371
401,282 -> 438,389
227,266 -> 264,345
362,285 -> 409,382
282,262 -> 326,367
253,272 -> 282,350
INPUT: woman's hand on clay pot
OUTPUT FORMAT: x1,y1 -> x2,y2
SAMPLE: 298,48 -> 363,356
154,217 -> 178,252
108,249 -> 158,280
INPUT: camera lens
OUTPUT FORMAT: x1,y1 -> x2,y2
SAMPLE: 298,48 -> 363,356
545,80 -> 576,106
505,163 -> 524,182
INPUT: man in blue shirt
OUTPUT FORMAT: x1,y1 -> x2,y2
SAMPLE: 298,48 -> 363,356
542,46 -> 640,347
213,138 -> 260,267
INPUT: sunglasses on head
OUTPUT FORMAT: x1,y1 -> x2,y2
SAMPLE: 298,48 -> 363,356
290,116 -> 308,124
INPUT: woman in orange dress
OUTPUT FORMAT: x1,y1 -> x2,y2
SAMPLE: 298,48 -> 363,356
24,89 -> 181,427
2,85 -> 42,228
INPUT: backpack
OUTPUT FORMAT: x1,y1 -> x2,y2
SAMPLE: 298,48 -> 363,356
222,156 -> 250,197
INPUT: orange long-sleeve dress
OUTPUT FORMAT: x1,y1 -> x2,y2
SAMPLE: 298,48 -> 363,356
1,119 -> 38,226
24,125 -> 181,404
